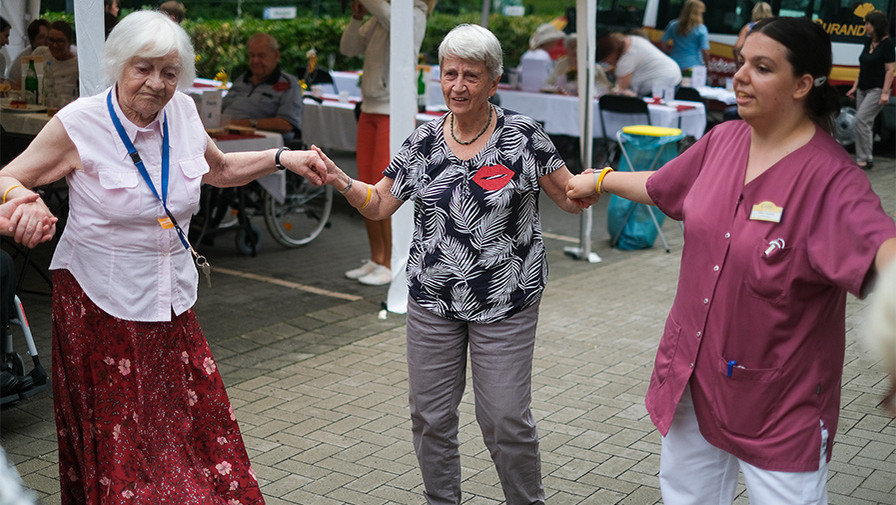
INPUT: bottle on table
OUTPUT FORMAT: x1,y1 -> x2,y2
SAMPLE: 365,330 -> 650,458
42,61 -> 55,108
24,59 -> 39,105
416,67 -> 426,113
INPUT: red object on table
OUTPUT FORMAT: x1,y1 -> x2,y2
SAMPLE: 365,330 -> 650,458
213,133 -> 265,141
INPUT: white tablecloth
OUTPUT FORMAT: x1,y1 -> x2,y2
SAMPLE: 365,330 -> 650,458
696,86 -> 737,106
421,81 -> 706,140
301,95 -> 445,153
211,130 -> 286,202
0,109 -> 52,135
495,89 -> 706,140
268,71 -> 710,140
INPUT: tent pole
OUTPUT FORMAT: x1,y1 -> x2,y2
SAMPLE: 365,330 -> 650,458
564,0 -> 601,263
480,0 -> 491,27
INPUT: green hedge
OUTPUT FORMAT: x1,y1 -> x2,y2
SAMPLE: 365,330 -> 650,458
44,11 -> 559,80
188,13 -> 558,79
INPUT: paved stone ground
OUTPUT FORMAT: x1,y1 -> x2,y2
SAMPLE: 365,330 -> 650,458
1,148 -> 894,505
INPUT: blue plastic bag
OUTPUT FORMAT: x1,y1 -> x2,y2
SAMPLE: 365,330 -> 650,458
607,131 -> 681,249
607,195 -> 666,249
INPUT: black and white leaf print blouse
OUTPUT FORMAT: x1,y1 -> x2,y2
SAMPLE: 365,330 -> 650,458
386,106 -> 564,323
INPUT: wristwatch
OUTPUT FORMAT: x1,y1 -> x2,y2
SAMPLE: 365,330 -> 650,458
275,147 -> 291,171
250,118 -> 258,128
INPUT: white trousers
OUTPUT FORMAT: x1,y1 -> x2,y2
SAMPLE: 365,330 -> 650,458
659,386 -> 829,505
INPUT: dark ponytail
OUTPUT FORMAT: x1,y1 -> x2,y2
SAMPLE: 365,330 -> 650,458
750,17 -> 841,132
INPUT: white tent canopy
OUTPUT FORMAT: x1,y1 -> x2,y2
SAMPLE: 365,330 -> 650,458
2,0 -> 598,314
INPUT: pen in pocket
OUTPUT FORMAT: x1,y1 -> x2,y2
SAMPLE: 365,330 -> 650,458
726,360 -> 745,377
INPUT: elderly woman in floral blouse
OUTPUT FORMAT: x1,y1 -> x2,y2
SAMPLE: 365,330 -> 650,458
0,11 -> 327,503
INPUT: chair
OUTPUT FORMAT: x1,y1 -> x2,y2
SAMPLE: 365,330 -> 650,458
674,86 -> 703,102
296,66 -> 338,95
673,86 -> 707,131
598,95 -> 651,166
608,125 -> 684,252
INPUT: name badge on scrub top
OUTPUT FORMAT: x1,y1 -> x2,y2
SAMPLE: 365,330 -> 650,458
749,201 -> 783,223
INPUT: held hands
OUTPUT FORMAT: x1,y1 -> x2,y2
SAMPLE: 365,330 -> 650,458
280,149 -> 328,186
565,169 -> 603,209
309,145 -> 346,186
567,169 -> 600,200
1,193 -> 57,248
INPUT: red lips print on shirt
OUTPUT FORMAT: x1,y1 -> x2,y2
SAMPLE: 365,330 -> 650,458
472,164 -> 514,191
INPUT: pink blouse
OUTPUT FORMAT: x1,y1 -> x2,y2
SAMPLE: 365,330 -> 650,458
645,120 -> 896,471
50,87 -> 209,322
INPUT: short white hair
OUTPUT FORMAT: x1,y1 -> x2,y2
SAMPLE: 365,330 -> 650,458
438,24 -> 504,82
103,10 -> 196,90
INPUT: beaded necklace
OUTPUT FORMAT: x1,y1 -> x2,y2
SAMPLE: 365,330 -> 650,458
449,104 -> 493,145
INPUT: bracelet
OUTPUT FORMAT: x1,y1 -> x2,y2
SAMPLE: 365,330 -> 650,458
2,185 -> 24,204
275,146 -> 291,171
595,167 -> 614,194
338,175 -> 353,195
359,184 -> 372,210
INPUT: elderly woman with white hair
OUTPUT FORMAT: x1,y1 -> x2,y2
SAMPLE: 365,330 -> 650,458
316,23 -> 596,504
0,11 -> 328,503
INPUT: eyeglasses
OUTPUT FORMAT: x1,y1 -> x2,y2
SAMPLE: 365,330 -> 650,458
48,37 -> 67,45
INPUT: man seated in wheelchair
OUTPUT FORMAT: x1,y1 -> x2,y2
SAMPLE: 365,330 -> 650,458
222,32 -> 304,142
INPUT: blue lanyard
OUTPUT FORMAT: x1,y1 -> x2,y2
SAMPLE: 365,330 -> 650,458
106,91 -> 170,204
106,90 -> 212,286
106,91 -> 191,253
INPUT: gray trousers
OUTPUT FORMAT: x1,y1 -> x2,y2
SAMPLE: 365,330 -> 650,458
854,87 -> 885,164
405,299 -> 545,505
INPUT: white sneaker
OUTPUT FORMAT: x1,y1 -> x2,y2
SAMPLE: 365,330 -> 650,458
345,260 -> 377,280
358,265 -> 392,286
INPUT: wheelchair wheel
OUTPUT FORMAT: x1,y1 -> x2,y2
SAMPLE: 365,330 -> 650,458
235,222 -> 263,257
263,172 -> 332,247
833,106 -> 856,147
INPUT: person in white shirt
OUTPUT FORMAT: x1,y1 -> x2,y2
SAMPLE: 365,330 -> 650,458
0,11 -> 328,502
541,33 -> 613,96
518,23 -> 564,92
339,0 -> 434,286
597,32 -> 682,96
8,19 -> 49,90
0,17 -> 9,84
28,21 -> 78,102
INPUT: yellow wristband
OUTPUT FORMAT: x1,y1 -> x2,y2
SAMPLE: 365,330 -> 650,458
595,167 -> 614,194
359,183 -> 373,210
2,185 -> 24,204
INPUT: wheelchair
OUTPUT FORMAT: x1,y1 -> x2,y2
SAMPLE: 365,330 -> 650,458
1,242 -> 51,408
1,296 -> 50,408
190,169 -> 333,256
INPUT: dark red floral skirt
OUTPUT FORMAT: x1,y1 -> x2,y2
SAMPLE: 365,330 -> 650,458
51,269 -> 265,505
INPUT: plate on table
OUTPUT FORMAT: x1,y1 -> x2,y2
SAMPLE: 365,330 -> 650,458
2,103 -> 48,113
